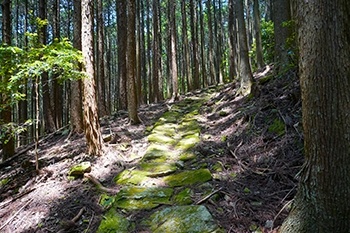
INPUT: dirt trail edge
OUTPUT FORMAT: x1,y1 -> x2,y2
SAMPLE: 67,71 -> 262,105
97,91 -> 224,233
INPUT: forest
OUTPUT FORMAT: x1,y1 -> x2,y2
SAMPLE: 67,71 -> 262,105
0,0 -> 349,232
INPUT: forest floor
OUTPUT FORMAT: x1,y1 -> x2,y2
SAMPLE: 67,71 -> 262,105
0,65 -> 304,233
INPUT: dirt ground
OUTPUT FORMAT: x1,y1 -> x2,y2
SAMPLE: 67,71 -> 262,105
0,66 -> 303,233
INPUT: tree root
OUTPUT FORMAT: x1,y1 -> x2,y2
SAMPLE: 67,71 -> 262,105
84,173 -> 120,194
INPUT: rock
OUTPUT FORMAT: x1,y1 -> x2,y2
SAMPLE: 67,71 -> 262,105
97,208 -> 131,233
68,161 -> 91,177
164,169 -> 212,187
145,205 -> 220,233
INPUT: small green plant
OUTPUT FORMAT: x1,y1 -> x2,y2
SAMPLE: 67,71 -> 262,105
268,118 -> 285,136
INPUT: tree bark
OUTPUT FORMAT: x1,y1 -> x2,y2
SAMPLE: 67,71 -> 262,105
1,0 -> 15,160
236,0 -> 254,96
280,1 -> 350,232
81,0 -> 104,156
253,0 -> 264,69
126,0 -> 141,124
96,0 -> 108,117
71,0 -> 84,134
169,0 -> 178,101
189,0 -> 200,90
117,0 -> 127,110
152,0 -> 161,102
272,0 -> 291,67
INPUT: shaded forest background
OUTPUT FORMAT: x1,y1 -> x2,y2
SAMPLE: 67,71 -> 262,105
0,0 -> 295,158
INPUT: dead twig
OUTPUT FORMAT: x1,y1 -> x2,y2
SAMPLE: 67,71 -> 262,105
196,187 -> 223,205
0,199 -> 33,231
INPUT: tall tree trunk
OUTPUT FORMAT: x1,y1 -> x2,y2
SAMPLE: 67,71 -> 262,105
53,0 -> 63,129
181,1 -> 191,93
236,0 -> 254,96
272,0 -> 291,68
126,0 -> 141,124
169,0 -> 178,101
253,0 -> 264,69
280,1 -> 350,232
97,0 -> 108,116
117,0 -> 127,110
81,0 -> 103,156
199,0 -> 207,88
189,0 -> 200,90
71,0 -> 84,134
1,0 -> 15,160
207,0 -> 216,85
39,0 -> 56,133
228,0 -> 237,81
152,0 -> 161,102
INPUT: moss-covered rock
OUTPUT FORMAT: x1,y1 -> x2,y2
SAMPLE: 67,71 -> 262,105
139,162 -> 178,177
97,208 -> 131,233
114,169 -> 152,186
176,134 -> 200,151
68,161 -> 91,177
164,169 -> 212,187
147,132 -> 177,145
173,188 -> 193,205
145,205 -> 220,233
114,186 -> 173,210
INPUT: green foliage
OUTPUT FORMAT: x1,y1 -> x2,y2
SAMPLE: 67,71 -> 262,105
282,20 -> 298,68
0,33 -> 83,145
249,20 -> 274,70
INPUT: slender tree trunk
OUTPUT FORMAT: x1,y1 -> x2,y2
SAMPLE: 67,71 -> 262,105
190,0 -> 200,90
253,0 -> 264,69
1,0 -> 15,160
152,0 -> 161,102
53,0 -> 63,129
280,1 -> 350,232
272,0 -> 291,68
228,0 -> 237,81
207,0 -> 216,85
117,0 -> 127,110
39,0 -> 56,133
126,0 -> 141,124
236,0 -> 254,96
97,0 -> 108,116
71,0 -> 84,134
81,0 -> 103,156
181,1 -> 190,93
169,0 -> 178,101
199,0 -> 207,88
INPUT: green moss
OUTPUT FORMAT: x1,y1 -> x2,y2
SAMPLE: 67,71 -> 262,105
268,118 -> 285,136
145,205 -> 219,233
114,187 -> 173,210
99,194 -> 115,209
173,188 -> 193,205
0,178 -> 9,187
139,162 -> 178,177
152,124 -> 177,137
68,161 -> 91,177
212,162 -> 224,172
114,169 -> 152,186
97,208 -> 131,233
176,134 -> 200,151
147,132 -> 177,145
143,144 -> 175,162
179,151 -> 197,161
164,169 -> 212,187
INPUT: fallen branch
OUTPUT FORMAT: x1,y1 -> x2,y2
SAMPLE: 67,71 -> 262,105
84,173 -> 120,194
196,187 -> 223,205
0,199 -> 33,231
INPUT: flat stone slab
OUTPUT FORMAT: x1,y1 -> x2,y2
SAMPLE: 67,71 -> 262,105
114,186 -> 173,210
145,205 -> 220,233
97,208 -> 130,233
163,169 -> 212,187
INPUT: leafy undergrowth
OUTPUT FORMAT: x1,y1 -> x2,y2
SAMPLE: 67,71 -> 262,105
0,65 -> 303,233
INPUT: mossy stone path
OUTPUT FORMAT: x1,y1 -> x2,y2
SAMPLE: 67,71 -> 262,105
98,94 -> 223,233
